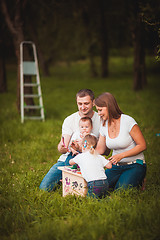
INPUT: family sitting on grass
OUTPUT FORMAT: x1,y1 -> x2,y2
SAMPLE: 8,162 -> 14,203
39,89 -> 147,198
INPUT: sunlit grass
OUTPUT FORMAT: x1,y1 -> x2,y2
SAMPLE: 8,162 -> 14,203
0,56 -> 160,239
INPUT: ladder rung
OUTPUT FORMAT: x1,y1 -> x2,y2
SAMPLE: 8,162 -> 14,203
24,105 -> 43,109
24,83 -> 39,87
24,94 -> 41,98
24,116 -> 44,120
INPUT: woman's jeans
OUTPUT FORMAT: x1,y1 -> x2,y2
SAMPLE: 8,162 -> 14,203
87,179 -> 109,198
39,152 -> 75,192
105,163 -> 147,190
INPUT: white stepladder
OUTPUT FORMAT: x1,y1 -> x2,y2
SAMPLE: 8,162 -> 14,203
20,41 -> 45,123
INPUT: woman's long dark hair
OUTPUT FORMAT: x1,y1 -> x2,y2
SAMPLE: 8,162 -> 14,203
95,92 -> 123,125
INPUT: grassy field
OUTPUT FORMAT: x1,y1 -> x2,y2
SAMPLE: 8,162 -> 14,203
0,56 -> 160,240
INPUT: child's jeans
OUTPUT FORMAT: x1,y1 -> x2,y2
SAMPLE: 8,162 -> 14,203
87,179 -> 109,198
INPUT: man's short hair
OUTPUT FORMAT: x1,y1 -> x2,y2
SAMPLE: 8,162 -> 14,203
76,89 -> 95,101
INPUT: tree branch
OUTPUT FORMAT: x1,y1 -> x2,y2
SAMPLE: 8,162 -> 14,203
1,0 -> 17,35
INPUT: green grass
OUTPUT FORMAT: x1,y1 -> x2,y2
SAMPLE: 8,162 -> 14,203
0,56 -> 160,240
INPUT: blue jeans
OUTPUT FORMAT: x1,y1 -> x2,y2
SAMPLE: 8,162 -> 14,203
105,163 -> 147,190
39,153 -> 76,192
65,152 -> 76,166
39,161 -> 65,192
87,179 -> 109,198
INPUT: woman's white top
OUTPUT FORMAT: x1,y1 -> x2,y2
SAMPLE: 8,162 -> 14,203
73,151 -> 109,182
100,114 -> 145,163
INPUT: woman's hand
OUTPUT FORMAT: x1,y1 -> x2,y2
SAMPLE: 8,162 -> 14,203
108,153 -> 124,165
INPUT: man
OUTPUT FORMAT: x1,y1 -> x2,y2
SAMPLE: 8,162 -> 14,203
39,89 -> 101,191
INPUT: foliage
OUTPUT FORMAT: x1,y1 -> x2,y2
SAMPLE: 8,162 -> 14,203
0,56 -> 160,239
140,0 -> 160,60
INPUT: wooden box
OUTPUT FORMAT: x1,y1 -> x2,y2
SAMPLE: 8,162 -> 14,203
58,166 -> 88,197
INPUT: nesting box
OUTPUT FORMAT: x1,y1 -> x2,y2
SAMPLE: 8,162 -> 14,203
58,166 -> 88,197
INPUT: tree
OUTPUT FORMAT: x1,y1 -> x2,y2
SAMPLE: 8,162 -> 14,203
73,0 -> 109,78
0,15 -> 7,93
132,2 -> 147,90
98,0 -> 109,78
74,0 -> 98,77
1,0 -> 34,111
125,0 -> 147,90
141,0 -> 160,62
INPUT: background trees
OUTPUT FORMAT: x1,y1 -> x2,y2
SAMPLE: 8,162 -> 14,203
0,0 -> 159,109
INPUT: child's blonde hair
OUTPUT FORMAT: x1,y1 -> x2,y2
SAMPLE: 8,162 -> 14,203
82,134 -> 97,154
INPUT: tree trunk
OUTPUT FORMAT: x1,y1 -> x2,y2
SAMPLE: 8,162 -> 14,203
29,23 -> 51,77
81,7 -> 98,77
88,43 -> 98,78
133,1 -> 147,90
0,39 -> 7,93
99,0 -> 109,78
1,0 -> 34,112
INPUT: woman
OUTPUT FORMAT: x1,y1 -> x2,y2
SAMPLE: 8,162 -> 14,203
95,92 -> 147,190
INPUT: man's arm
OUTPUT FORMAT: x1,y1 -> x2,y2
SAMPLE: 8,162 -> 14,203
57,134 -> 71,154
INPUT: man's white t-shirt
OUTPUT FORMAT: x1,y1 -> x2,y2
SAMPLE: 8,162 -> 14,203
100,114 -> 145,163
73,151 -> 109,182
58,111 -> 101,162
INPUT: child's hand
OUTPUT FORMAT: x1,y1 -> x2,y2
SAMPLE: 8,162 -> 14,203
70,140 -> 82,152
70,140 -> 79,150
75,139 -> 82,147
70,147 -> 79,156
106,161 -> 112,169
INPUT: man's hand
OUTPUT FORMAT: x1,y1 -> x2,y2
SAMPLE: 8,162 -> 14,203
58,135 -> 70,154
58,143 -> 69,154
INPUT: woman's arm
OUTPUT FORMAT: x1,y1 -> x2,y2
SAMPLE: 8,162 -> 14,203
109,124 -> 147,164
96,134 -> 111,156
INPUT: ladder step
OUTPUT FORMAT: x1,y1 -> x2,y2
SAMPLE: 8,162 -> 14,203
24,105 -> 43,109
24,83 -> 39,87
24,94 -> 41,98
24,116 -> 44,120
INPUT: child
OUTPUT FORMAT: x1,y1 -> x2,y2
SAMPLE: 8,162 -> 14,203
69,134 -> 112,198
64,117 -> 95,165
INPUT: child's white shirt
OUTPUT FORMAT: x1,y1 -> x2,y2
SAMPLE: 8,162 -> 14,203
73,151 -> 109,182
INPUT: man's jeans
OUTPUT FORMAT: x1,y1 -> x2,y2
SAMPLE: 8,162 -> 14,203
105,163 -> 147,190
87,179 -> 109,198
39,153 -> 75,192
